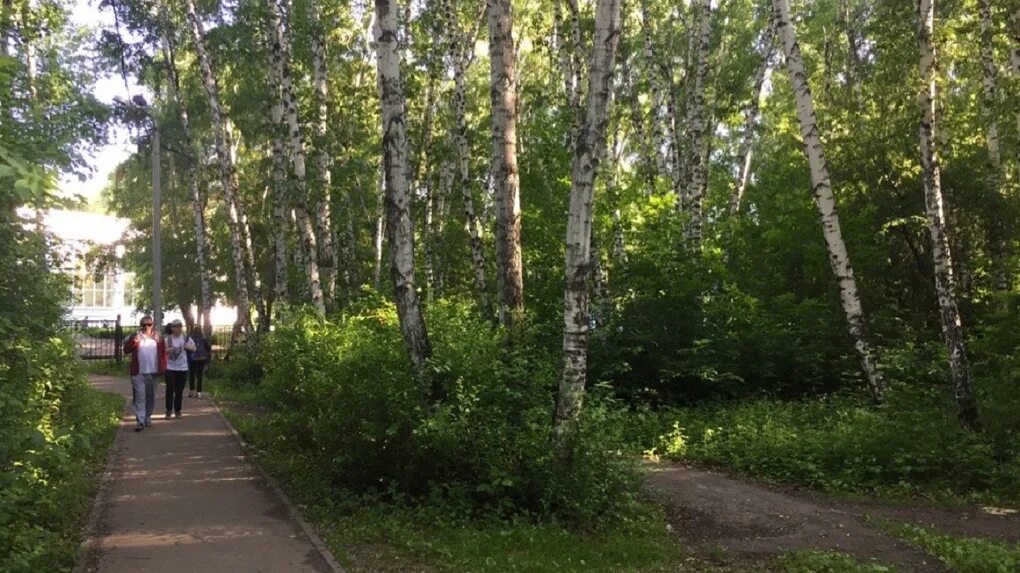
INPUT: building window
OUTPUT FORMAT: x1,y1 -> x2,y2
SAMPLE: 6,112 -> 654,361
77,272 -> 116,308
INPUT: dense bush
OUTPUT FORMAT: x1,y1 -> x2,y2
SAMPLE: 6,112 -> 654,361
241,300 -> 639,522
634,381 -> 1019,499
0,212 -> 122,572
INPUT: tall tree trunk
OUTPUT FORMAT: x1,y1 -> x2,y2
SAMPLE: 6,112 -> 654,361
773,0 -> 885,403
683,0 -> 712,249
915,0 -> 980,430
1010,6 -> 1020,175
183,0 -> 252,332
446,7 -> 491,317
554,0 -> 622,452
732,22 -> 775,214
161,27 -> 214,335
373,162 -> 385,291
265,0 -> 326,317
267,51 -> 291,313
489,0 -> 525,328
308,0 -> 340,309
838,0 -> 863,104
638,0 -> 667,174
977,0 -> 1007,292
374,0 -> 433,376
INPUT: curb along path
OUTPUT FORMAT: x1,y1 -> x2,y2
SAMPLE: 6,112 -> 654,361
79,375 -> 342,573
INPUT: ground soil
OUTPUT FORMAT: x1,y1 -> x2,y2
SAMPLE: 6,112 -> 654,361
645,462 -> 1020,572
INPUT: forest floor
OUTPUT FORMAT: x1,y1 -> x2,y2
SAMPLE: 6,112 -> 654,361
645,462 -> 1020,572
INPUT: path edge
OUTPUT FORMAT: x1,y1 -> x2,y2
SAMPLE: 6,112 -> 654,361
71,388 -> 128,573
208,397 -> 347,573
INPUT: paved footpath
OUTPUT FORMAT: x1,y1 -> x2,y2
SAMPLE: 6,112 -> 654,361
81,375 -> 336,573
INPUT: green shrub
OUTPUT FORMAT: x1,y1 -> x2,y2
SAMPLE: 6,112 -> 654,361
246,300 -> 640,522
638,384 -> 1019,499
882,522 -> 1020,573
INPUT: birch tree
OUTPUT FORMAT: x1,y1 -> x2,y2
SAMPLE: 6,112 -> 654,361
977,0 -> 1007,292
183,0 -> 252,332
731,21 -> 775,214
308,0 -> 341,307
488,0 -> 525,328
161,26 -> 214,333
265,0 -> 326,316
772,0 -> 885,403
915,0 -> 980,430
374,0 -> 433,376
554,0 -> 622,452
683,0 -> 712,249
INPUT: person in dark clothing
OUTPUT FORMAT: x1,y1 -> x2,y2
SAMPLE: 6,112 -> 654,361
187,326 -> 213,398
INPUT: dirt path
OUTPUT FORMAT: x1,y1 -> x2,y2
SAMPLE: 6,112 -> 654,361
646,463 -> 1020,572
79,375 -> 341,573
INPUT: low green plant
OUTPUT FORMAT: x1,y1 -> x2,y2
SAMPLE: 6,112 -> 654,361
626,382 -> 1019,501
780,550 -> 894,573
881,522 -> 1020,573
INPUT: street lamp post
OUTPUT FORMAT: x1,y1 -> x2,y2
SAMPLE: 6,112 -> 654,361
152,126 -> 162,328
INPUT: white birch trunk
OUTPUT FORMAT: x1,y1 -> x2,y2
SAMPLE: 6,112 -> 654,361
683,0 -> 712,249
554,0 -> 622,451
161,29 -> 215,332
1010,7 -> 1020,175
977,0 -> 1008,292
489,0 -> 525,328
773,0 -> 885,402
445,9 -> 490,316
732,22 -> 775,214
266,0 -> 326,317
638,0 -> 668,174
183,0 -> 252,332
308,0 -> 340,308
374,0 -> 433,375
915,0 -> 980,430
373,162 -> 385,290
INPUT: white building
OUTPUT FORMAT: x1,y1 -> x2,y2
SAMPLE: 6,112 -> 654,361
33,209 -> 236,326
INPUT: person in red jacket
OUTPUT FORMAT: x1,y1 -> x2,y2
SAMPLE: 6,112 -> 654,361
123,315 -> 166,431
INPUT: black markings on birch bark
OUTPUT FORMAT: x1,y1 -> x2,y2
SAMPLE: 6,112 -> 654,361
183,0 -> 252,332
773,0 -> 885,403
555,0 -> 623,454
915,0 -> 979,430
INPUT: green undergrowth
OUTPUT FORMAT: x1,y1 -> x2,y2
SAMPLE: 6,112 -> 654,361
219,405 -> 685,572
618,381 -> 1020,503
779,550 -> 894,573
880,522 -> 1020,573
1,352 -> 122,573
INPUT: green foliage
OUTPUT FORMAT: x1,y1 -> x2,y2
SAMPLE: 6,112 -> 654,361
882,523 -> 1020,573
635,383 -> 1019,500
219,408 -> 684,573
780,551 -> 894,573
227,300 -> 639,522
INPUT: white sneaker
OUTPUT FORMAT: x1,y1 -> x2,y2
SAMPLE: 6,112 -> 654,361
197,392 -> 203,398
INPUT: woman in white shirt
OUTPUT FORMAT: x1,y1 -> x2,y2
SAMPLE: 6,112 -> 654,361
164,319 -> 196,418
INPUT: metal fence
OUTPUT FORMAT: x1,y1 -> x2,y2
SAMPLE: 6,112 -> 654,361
65,316 -> 236,364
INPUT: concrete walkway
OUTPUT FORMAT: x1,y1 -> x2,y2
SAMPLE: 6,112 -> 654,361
81,375 -> 335,573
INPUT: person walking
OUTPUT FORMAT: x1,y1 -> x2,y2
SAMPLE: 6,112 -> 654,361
123,315 -> 165,432
187,326 -> 212,398
164,319 -> 196,419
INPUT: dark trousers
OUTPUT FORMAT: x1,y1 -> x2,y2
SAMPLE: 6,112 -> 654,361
165,370 -> 187,414
189,359 -> 207,392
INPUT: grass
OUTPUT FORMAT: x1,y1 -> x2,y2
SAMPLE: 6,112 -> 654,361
778,551 -> 894,572
879,522 -> 1020,573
